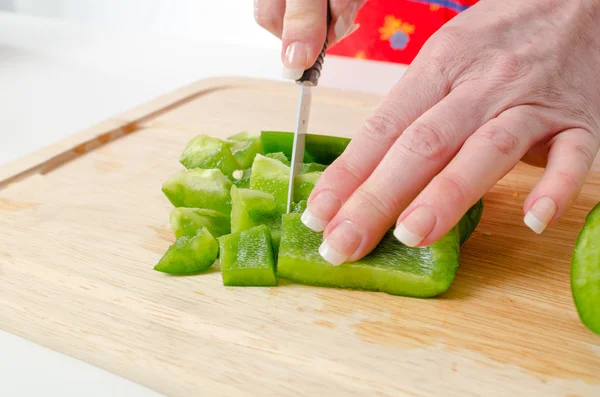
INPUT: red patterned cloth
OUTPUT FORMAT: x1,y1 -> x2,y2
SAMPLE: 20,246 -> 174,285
327,0 -> 479,64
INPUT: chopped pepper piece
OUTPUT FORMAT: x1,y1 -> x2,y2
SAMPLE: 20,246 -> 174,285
230,185 -> 282,254
162,168 -> 232,213
265,152 -> 290,166
179,134 -> 239,177
226,131 -> 263,169
249,154 -> 290,212
294,172 -> 321,202
301,162 -> 327,173
154,227 -> 218,274
218,225 -> 278,286
277,213 -> 460,298
249,154 -> 321,211
170,207 -> 230,239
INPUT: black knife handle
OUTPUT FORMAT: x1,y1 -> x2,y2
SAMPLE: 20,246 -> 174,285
297,1 -> 332,87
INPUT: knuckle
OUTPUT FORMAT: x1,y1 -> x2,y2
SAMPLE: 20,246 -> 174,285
555,170 -> 583,192
283,7 -> 318,26
330,157 -> 364,185
433,172 -> 469,206
567,139 -> 596,169
362,106 -> 402,143
355,187 -> 396,219
419,26 -> 469,80
478,123 -> 520,155
399,123 -> 449,161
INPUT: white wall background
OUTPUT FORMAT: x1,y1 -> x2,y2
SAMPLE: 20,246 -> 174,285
0,0 -> 280,49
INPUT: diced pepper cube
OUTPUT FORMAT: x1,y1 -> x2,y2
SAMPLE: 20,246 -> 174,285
218,225 -> 278,286
293,172 -> 321,202
265,152 -> 291,166
170,207 -> 230,239
154,227 -> 218,274
180,134 -> 239,177
249,154 -> 290,212
301,162 -> 327,173
162,168 -> 232,213
226,131 -> 263,169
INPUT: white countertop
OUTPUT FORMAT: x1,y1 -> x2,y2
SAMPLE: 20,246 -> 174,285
0,10 -> 407,397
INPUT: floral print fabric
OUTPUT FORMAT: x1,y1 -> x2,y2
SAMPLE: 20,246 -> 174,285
327,0 -> 479,64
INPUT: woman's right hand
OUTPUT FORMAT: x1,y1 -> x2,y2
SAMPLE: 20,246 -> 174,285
254,0 -> 365,79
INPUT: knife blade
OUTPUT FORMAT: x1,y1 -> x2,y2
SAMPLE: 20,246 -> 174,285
286,83 -> 312,213
285,1 -> 332,213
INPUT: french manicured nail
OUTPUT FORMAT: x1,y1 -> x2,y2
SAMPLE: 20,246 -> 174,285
302,190 -> 341,232
282,42 -> 308,80
318,221 -> 363,266
301,209 -> 328,232
393,207 -> 437,247
524,196 -> 556,234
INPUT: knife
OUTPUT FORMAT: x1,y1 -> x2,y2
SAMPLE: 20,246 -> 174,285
286,2 -> 333,213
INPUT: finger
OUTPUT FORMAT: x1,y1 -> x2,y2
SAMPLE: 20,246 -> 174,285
394,106 -> 551,247
281,0 -> 328,79
301,68 -> 451,233
315,82 -> 504,265
329,0 -> 365,44
254,0 -> 286,38
523,128 -> 599,234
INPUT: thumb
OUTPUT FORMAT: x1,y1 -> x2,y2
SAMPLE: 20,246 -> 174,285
281,0 -> 363,79
281,0 -> 329,80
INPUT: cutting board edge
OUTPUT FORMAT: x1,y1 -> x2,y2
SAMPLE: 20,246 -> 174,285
0,75 -> 379,190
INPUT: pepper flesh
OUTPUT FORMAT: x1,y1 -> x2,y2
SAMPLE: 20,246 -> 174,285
154,227 -> 218,275
218,224 -> 278,286
162,168 -> 232,213
179,134 -> 240,178
170,207 -> 230,239
226,131 -> 263,169
277,213 -> 460,297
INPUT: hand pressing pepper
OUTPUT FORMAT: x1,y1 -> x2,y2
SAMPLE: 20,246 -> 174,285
254,0 -> 600,266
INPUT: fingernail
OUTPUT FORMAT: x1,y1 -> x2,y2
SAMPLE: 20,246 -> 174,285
524,196 -> 556,234
318,221 -> 363,266
303,190 -> 342,232
282,42 -> 308,80
334,1 -> 361,41
393,207 -> 437,247
301,209 -> 328,232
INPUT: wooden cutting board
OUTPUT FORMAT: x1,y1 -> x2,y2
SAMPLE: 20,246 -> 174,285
1,76 -> 599,397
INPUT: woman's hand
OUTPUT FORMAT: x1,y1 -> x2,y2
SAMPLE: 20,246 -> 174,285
256,0 -> 600,266
254,0 -> 364,79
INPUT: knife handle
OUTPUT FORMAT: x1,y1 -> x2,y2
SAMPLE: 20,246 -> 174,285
297,1 -> 332,87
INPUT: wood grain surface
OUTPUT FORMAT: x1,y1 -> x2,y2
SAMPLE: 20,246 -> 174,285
0,77 -> 599,397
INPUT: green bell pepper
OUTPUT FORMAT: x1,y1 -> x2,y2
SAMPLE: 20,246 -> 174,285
571,202 -> 600,335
